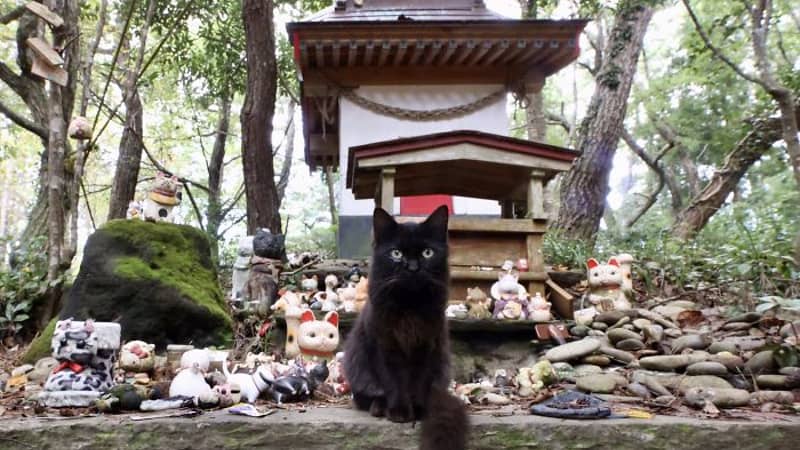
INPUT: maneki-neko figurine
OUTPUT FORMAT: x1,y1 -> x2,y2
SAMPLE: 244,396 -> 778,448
142,172 -> 182,222
528,292 -> 552,322
490,272 -> 529,320
586,257 -> 632,312
297,310 -> 340,362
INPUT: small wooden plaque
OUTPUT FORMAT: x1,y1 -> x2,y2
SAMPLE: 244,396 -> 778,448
31,55 -> 68,86
26,37 -> 64,66
24,2 -> 65,28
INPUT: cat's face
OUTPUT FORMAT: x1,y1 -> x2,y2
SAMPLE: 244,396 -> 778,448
370,205 -> 450,291
297,310 -> 339,354
586,258 -> 624,287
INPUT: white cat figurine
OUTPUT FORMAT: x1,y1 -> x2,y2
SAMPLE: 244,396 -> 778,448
222,356 -> 274,403
586,257 -> 632,312
297,310 -> 339,362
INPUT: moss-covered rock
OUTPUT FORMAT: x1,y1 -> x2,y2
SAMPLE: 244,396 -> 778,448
22,317 -> 57,363
28,220 -> 231,355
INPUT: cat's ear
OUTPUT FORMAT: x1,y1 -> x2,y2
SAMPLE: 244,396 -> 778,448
325,311 -> 339,327
300,310 -> 315,324
607,258 -> 620,267
586,258 -> 599,269
422,204 -> 449,241
373,208 -> 397,244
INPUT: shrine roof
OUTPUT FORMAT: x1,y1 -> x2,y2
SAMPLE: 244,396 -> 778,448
346,130 -> 580,201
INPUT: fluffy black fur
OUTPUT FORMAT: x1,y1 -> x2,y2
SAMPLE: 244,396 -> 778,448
344,206 -> 468,450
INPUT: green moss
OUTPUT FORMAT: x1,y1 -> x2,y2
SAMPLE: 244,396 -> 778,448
22,316 -> 57,363
104,219 -> 231,329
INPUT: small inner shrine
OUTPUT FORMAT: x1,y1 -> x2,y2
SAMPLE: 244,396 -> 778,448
288,0 -> 586,309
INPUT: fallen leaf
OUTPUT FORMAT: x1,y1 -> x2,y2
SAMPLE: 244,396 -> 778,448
677,310 -> 705,327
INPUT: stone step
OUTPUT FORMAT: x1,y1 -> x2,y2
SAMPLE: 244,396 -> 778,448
0,407 -> 797,450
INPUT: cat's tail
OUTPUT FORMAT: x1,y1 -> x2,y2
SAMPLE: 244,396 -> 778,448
420,388 -> 469,450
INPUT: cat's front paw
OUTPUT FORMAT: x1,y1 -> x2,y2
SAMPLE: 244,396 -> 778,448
369,398 -> 386,418
386,403 -> 414,423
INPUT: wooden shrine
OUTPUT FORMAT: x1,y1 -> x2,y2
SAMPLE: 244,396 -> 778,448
347,130 -> 579,298
288,0 -> 587,316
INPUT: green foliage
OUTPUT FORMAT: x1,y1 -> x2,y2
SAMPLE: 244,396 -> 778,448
0,238 -> 48,338
542,230 -> 592,269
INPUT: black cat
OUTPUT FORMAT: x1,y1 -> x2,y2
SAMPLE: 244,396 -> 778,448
344,206 -> 468,450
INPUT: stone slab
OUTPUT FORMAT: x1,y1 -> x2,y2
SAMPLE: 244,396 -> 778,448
1,407 -> 799,450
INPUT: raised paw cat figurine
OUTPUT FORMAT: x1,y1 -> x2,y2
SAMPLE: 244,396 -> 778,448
586,257 -> 632,312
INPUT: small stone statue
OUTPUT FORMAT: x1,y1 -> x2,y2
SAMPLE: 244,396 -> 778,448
465,287 -> 491,320
586,257 -> 632,312
491,272 -> 529,320
142,172 -> 182,222
231,235 -> 254,302
38,319 -> 121,408
245,256 -> 280,318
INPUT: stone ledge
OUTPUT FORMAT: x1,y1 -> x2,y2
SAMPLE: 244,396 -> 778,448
1,407 -> 798,450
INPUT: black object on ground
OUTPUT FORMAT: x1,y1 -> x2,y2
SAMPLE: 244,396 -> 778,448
530,390 -> 611,419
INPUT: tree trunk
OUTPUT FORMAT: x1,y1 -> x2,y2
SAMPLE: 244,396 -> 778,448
107,90 -> 143,220
107,1 -> 153,220
552,0 -> 654,244
524,89 -> 547,141
40,0 -> 80,328
206,94 -> 233,243
276,100 -> 296,205
325,166 -> 337,226
670,107 -> 795,239
241,0 -> 281,235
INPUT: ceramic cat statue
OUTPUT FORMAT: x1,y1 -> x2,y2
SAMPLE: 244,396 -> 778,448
353,276 -> 369,312
338,283 -> 358,312
615,253 -> 635,294
527,292 -> 552,322
491,272 -> 529,320
586,257 -> 632,312
142,172 -> 182,222
465,287 -> 491,320
119,340 -> 155,373
38,319 -> 121,408
297,310 -> 340,362
126,201 -> 143,220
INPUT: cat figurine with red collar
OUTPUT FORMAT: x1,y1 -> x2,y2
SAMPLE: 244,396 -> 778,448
297,310 -> 339,362
586,257 -> 632,312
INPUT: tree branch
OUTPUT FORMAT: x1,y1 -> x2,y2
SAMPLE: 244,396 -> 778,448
0,99 -> 48,139
621,130 -> 674,227
0,5 -> 24,24
545,111 -> 572,134
681,0 -> 766,88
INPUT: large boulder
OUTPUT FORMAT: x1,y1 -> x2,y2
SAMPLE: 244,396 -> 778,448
26,220 -> 231,361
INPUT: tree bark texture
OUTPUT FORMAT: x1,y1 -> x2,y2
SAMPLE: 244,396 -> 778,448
552,0 -> 654,244
107,1 -> 153,220
241,0 -> 281,235
206,94 -> 233,241
276,100 -> 296,205
671,96 -> 800,240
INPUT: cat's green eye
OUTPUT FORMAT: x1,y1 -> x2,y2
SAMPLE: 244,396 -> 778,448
422,248 -> 435,258
390,249 -> 403,260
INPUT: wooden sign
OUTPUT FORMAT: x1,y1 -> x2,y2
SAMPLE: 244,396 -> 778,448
31,55 -> 68,87
26,37 -> 64,66
24,2 -> 64,29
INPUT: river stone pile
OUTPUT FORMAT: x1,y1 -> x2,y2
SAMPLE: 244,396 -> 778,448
543,304 -> 800,408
